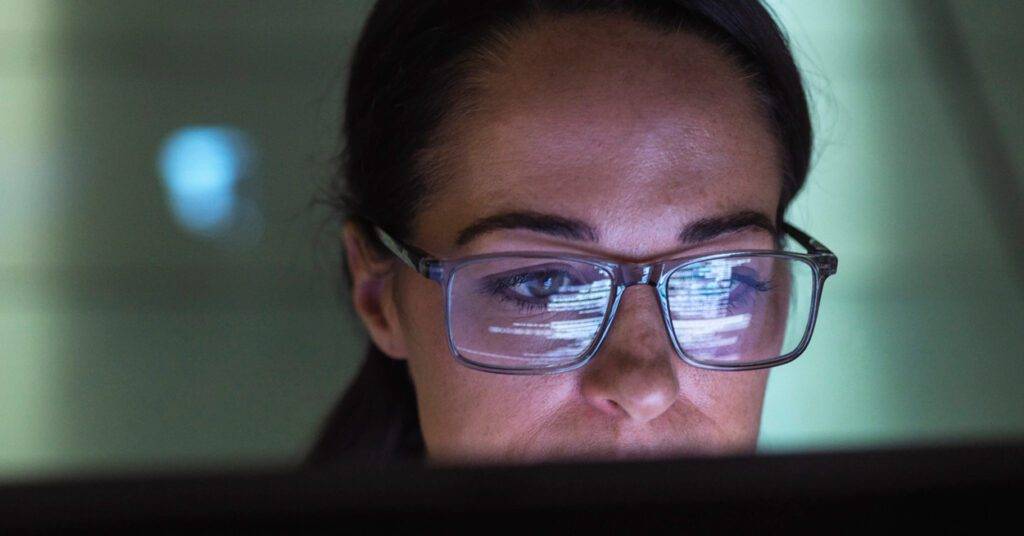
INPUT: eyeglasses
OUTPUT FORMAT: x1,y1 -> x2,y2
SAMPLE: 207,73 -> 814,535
369,221 -> 837,375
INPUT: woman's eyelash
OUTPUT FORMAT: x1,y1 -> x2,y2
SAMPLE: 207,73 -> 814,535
481,272 -> 537,295
725,274 -> 773,313
493,290 -> 547,311
482,270 -> 573,310
733,274 -> 773,292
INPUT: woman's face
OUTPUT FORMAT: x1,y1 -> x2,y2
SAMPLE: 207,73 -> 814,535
348,13 -> 782,464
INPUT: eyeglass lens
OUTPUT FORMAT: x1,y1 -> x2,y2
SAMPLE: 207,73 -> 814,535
447,255 -> 815,371
666,255 -> 814,366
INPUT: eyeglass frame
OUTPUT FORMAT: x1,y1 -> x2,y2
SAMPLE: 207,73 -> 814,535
366,220 -> 838,375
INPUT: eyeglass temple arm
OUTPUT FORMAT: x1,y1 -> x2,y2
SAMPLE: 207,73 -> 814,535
781,222 -> 838,276
371,225 -> 443,280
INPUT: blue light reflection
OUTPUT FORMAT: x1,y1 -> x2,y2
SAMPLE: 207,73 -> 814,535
158,126 -> 254,238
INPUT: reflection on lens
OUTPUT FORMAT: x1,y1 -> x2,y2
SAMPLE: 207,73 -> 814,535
449,258 -> 613,370
666,255 -> 813,365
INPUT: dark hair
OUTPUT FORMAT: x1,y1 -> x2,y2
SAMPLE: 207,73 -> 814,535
308,0 -> 812,466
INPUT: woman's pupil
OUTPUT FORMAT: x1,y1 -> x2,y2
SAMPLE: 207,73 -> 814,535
527,272 -> 563,298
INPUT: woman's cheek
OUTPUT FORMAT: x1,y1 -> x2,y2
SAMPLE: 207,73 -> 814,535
417,360 -> 575,461
703,368 -> 768,446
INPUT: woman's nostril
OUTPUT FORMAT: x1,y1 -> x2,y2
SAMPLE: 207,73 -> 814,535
602,398 -> 626,416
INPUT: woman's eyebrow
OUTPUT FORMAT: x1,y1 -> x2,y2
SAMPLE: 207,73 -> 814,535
455,210 -> 598,246
454,209 -> 775,247
679,210 -> 777,244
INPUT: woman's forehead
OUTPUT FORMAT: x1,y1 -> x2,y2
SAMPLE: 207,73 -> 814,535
417,150 -> 781,260
414,125 -> 779,260
414,12 -> 780,258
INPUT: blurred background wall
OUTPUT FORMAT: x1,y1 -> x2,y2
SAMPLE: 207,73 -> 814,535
1,0 -> 1021,478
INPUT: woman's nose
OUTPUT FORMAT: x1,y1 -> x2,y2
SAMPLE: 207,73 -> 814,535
579,284 -> 680,423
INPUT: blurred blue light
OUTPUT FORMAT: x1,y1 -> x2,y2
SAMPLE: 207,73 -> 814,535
158,126 -> 253,237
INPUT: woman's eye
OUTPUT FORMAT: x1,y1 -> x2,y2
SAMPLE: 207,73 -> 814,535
503,270 -> 577,300
482,268 -> 583,310
514,271 -> 572,298
727,272 -> 772,308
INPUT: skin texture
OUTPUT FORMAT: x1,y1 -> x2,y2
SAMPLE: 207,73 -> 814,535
344,12 -> 783,465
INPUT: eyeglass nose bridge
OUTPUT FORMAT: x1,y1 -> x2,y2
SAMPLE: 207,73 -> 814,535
618,263 -> 663,287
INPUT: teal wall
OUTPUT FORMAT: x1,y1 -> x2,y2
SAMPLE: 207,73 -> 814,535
759,0 -> 1024,452
1,0 -> 1021,478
